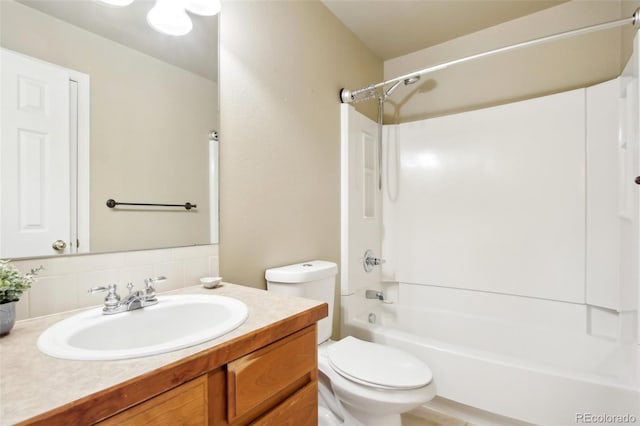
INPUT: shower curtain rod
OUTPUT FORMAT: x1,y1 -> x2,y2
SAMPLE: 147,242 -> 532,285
340,8 -> 640,104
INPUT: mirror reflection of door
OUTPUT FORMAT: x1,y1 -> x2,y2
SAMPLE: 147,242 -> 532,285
1,48 -> 89,258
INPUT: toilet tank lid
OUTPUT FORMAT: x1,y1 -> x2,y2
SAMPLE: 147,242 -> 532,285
265,260 -> 338,283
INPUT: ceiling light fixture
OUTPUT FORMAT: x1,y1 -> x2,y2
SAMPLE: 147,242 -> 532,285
185,0 -> 221,17
96,0 -> 220,36
146,0 -> 193,36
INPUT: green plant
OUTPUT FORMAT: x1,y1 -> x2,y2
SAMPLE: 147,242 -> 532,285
0,260 -> 42,304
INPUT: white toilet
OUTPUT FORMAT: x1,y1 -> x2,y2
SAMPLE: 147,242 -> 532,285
266,260 -> 435,426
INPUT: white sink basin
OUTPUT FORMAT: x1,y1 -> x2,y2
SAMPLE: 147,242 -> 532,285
37,294 -> 248,361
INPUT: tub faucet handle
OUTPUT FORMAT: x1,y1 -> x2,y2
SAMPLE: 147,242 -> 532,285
363,249 -> 385,272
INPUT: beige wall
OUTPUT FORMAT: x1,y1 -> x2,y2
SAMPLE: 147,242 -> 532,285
622,0 -> 640,65
219,0 -> 382,289
1,1 -> 216,253
384,0 -> 640,122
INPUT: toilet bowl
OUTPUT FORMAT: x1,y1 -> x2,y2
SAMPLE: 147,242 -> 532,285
318,338 -> 435,426
266,261 -> 436,426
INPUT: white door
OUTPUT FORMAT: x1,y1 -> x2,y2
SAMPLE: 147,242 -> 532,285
1,48 -> 71,258
340,104 -> 382,295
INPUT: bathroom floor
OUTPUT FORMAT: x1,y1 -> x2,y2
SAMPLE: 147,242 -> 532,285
402,412 -> 468,426
403,402 -> 533,426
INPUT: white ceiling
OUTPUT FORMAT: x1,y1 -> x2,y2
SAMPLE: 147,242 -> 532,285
321,0 -> 570,60
17,0 -> 570,81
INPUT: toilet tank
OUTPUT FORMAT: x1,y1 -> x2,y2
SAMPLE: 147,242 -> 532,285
265,260 -> 337,344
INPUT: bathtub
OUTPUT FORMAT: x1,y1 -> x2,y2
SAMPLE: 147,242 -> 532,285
342,295 -> 640,425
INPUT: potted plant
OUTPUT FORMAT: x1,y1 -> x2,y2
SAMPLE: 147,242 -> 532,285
0,260 -> 42,336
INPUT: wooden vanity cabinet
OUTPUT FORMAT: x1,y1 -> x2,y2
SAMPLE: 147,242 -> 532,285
222,326 -> 317,425
97,375 -> 209,426
95,325 -> 318,426
250,382 -> 317,426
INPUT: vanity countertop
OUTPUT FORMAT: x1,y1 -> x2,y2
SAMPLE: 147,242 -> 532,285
0,283 -> 327,425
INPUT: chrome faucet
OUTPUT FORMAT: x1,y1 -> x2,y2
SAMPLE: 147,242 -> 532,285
365,289 -> 384,301
89,276 -> 166,315
121,283 -> 145,310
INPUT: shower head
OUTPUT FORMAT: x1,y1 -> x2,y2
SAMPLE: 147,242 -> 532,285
404,75 -> 421,85
339,75 -> 421,104
380,76 -> 420,101
382,80 -> 402,100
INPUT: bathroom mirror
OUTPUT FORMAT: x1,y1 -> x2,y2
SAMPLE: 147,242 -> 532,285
0,0 -> 219,258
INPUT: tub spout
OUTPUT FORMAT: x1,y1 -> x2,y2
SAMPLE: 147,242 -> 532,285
365,290 -> 384,301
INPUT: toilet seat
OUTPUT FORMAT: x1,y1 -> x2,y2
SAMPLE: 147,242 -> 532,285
327,336 -> 432,390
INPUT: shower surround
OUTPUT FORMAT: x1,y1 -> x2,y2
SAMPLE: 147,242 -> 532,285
340,67 -> 640,423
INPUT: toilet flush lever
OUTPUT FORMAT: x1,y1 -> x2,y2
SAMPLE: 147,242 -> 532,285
363,249 -> 385,272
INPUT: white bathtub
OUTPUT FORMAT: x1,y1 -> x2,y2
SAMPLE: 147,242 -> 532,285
342,297 -> 640,425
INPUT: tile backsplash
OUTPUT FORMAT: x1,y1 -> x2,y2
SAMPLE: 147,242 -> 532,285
12,245 -> 219,320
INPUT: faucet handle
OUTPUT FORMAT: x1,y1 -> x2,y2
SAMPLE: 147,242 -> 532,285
88,284 -> 120,310
142,276 -> 165,304
144,276 -> 166,289
363,249 -> 386,272
88,284 -> 117,295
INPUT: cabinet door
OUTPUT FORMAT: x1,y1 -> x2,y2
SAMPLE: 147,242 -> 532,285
227,326 -> 316,422
97,375 -> 207,426
251,381 -> 317,426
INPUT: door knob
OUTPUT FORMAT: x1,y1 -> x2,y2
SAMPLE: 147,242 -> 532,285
52,240 -> 67,251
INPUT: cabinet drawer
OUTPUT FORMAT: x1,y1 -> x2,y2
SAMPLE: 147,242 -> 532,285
251,381 -> 317,426
227,326 -> 316,421
97,375 -> 207,426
